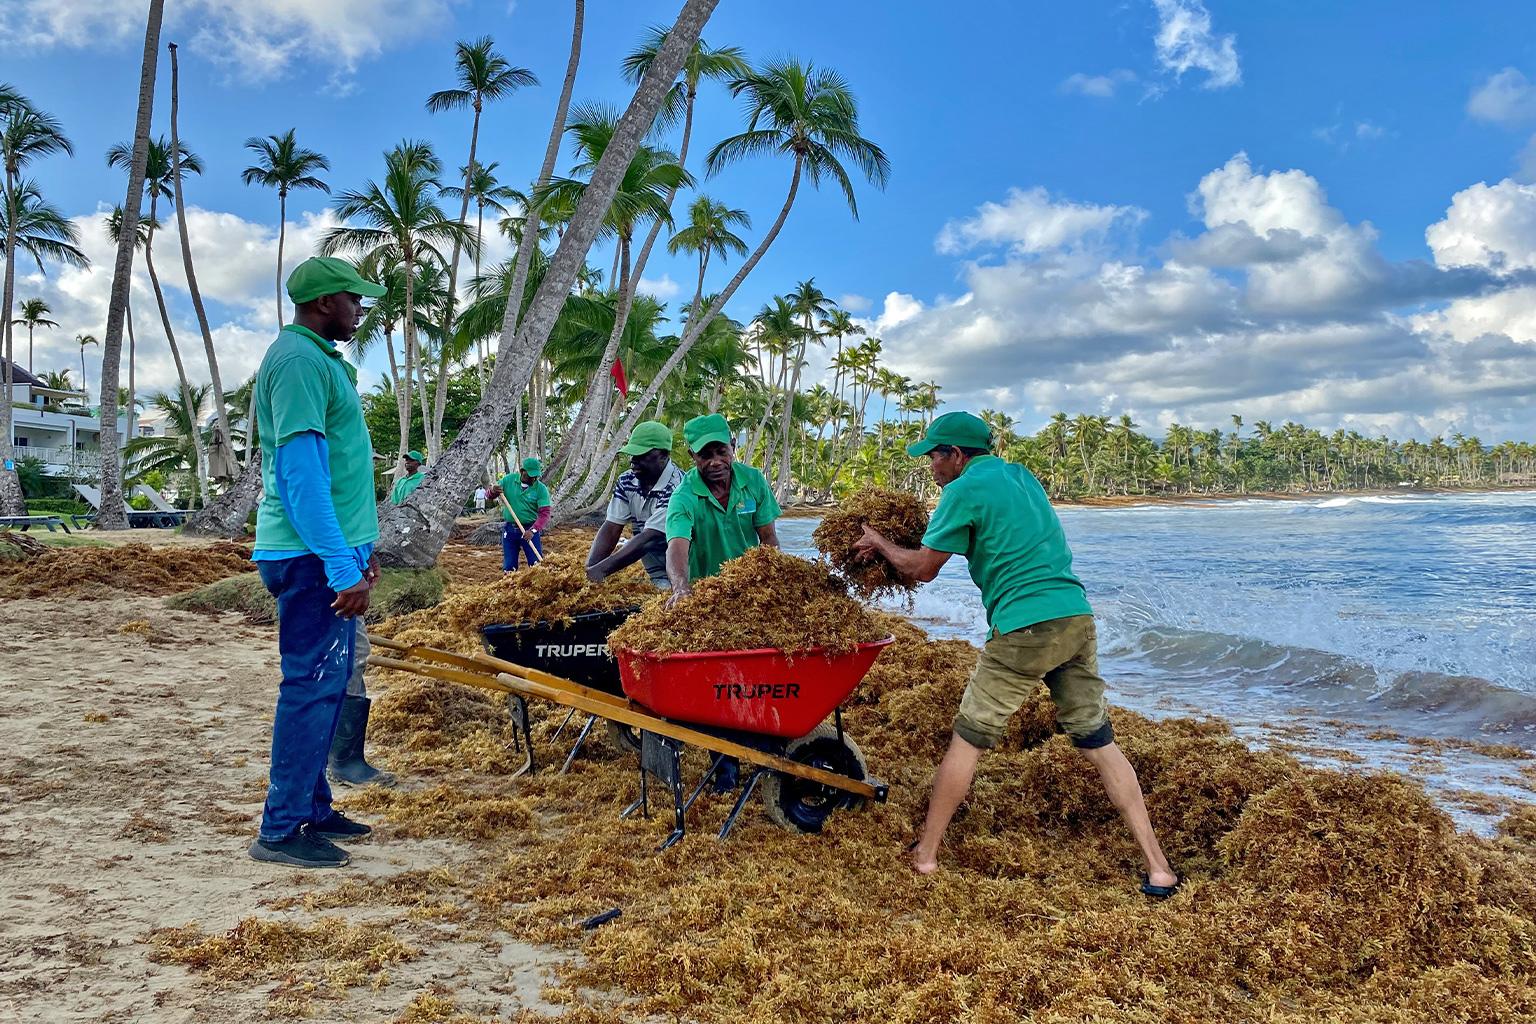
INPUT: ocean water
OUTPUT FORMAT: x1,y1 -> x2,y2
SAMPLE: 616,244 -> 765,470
778,491 -> 1536,749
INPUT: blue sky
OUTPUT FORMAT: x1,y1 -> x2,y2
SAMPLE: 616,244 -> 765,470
6,0 -> 1536,441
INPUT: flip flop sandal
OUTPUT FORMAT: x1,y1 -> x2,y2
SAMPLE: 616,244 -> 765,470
1140,874 -> 1182,900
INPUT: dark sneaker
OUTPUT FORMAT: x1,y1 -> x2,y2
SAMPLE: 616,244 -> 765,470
312,810 -> 372,841
249,824 -> 350,868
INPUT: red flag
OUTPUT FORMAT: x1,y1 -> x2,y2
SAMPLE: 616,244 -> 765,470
610,359 -> 629,397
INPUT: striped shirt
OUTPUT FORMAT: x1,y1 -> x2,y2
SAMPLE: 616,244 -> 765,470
606,460 -> 684,585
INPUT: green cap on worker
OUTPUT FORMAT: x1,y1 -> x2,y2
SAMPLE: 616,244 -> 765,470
406,449 -> 425,463
521,457 -> 543,478
620,420 -> 674,456
683,413 -> 732,453
286,256 -> 388,306
906,410 -> 993,457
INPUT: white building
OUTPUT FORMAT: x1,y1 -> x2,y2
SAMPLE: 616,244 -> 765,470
5,358 -> 152,482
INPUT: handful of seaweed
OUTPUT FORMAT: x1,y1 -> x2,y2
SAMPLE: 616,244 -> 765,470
812,487 -> 929,598
609,546 -> 887,656
377,552 -> 655,645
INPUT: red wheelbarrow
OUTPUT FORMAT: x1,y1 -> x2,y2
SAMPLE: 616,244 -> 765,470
367,633 -> 893,849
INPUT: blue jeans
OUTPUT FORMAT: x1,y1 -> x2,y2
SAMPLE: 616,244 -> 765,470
256,554 -> 355,841
502,523 -> 542,570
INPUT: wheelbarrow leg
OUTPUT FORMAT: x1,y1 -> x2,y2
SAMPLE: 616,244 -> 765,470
718,768 -> 768,841
682,752 -> 728,814
505,694 -> 534,778
558,714 -> 598,774
620,731 -> 687,850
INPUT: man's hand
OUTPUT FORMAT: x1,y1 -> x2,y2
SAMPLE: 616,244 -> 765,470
853,524 -> 887,560
364,552 -> 381,586
332,577 -> 372,619
486,485 -> 502,501
521,527 -> 536,544
665,585 -> 690,608
586,564 -> 607,584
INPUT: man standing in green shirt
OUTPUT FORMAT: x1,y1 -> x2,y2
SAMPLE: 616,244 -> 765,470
664,413 -> 781,599
389,450 -> 425,506
249,256 -> 388,869
490,457 -> 552,571
855,411 -> 1178,897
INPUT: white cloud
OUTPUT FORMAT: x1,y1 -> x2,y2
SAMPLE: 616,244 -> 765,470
0,0 -> 459,83
862,157 -> 1536,442
936,186 -> 1146,257
637,274 -> 681,301
1060,70 -> 1138,99
1467,68 -> 1536,126
1151,0 -> 1241,90
837,293 -> 871,313
1426,179 -> 1536,271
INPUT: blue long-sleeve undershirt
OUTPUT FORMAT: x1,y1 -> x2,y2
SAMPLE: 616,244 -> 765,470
251,431 -> 372,592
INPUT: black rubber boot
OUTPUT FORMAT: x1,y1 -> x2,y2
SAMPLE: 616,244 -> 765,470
327,695 -> 396,788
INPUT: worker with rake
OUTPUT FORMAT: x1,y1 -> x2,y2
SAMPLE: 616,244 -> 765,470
248,256 -> 388,869
489,457 -> 552,571
854,411 -> 1180,897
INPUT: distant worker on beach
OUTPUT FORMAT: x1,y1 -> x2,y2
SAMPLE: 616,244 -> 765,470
474,485 -> 487,514
854,410 -> 1180,896
664,413 -> 781,600
248,256 -> 388,869
389,450 -> 425,505
587,420 -> 684,587
490,457 -> 552,571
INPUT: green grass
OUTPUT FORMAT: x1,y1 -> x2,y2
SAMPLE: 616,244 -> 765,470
167,567 -> 445,625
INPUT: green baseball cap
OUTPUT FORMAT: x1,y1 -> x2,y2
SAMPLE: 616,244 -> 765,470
683,413 -> 733,453
286,256 -> 387,306
406,449 -> 425,463
620,420 -> 674,457
521,457 -> 543,478
907,411 -> 993,456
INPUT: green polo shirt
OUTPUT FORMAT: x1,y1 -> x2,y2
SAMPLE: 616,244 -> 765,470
921,454 -> 1092,636
389,472 -> 424,506
253,324 -> 379,551
497,473 -> 551,526
665,462 -> 781,579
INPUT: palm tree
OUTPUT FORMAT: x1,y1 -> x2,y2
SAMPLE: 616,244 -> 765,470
442,160 -> 519,392
76,334 -> 97,403
320,140 -> 474,463
10,297 -> 56,373
95,0 -> 164,530
425,36 -> 537,447
107,134 -> 209,502
240,128 -> 330,332
770,277 -> 832,494
667,194 -> 749,323
107,206 -> 155,442
1,89 -> 74,513
537,105 -> 689,479
167,43 -> 239,487
604,57 -> 890,471
124,382 -> 211,485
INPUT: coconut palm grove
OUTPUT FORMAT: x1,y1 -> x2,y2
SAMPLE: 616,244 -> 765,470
4,4 -> 1536,1024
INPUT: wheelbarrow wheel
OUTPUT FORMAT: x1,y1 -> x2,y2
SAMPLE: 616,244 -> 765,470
762,723 -> 867,834
605,719 -> 642,755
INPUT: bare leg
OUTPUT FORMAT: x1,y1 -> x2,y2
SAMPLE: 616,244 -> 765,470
911,732 -> 984,874
1079,742 -> 1177,888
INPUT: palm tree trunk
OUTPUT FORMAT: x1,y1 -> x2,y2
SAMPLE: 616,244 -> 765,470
143,200 -> 208,506
431,97 -> 484,456
92,0 -> 163,528
474,199 -> 488,396
563,155 -> 804,513
168,43 -> 233,486
126,296 -> 137,441
400,255 -> 418,475
503,0 -> 585,340
374,0 -> 716,565
384,325 -> 410,460
275,190 -> 287,333
0,167 -> 25,514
